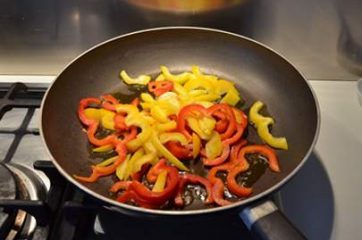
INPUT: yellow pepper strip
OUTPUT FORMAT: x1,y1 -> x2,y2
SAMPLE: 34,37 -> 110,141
192,133 -> 201,159
187,117 -> 213,140
97,156 -> 119,167
199,116 -> 216,136
205,132 -> 223,159
101,113 -> 115,130
193,101 -> 214,108
84,108 -> 102,121
215,79 -> 236,95
249,101 -> 288,150
159,132 -> 189,145
183,77 -> 214,93
132,153 -> 156,174
160,65 -> 191,84
155,73 -> 165,81
150,105 -> 169,123
140,93 -> 155,103
193,93 -> 220,102
126,125 -> 152,152
150,130 -> 189,171
155,120 -> 177,132
84,108 -> 115,130
220,89 -> 240,106
115,104 -> 139,116
92,144 -> 113,153
120,70 -> 151,85
123,149 -> 144,180
232,108 -> 242,124
116,154 -> 131,180
152,170 -> 168,192
173,82 -> 188,96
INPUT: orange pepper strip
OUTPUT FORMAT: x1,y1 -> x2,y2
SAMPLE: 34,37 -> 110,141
86,122 -> 119,146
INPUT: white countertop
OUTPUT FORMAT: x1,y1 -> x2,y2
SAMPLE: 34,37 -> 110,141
280,80 -> 362,240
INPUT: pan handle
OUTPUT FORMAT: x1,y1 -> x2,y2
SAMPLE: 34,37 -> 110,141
239,200 -> 307,240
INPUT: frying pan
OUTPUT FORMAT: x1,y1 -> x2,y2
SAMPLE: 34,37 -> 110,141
40,27 -> 320,239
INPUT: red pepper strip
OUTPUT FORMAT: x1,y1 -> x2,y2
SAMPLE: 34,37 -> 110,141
78,98 -> 101,126
114,113 -> 128,131
174,177 -> 186,207
87,122 -> 119,146
117,190 -> 158,209
239,145 -> 280,172
131,97 -> 140,106
177,104 -> 209,139
207,163 -> 233,206
146,159 -> 167,183
73,166 -> 100,183
129,165 -> 179,205
93,143 -> 127,174
175,174 -> 213,207
165,141 -> 193,160
148,80 -> 174,97
222,124 -> 245,145
101,95 -> 119,112
226,164 -> 252,197
212,179 -> 232,206
215,119 -> 228,133
230,140 -> 248,163
131,164 -> 150,181
207,104 -> 236,140
109,181 -> 132,192
202,143 -> 230,166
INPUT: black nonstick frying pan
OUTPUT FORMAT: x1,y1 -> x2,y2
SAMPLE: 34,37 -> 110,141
40,27 -> 320,240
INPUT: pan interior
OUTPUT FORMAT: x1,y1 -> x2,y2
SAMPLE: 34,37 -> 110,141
41,28 -> 318,213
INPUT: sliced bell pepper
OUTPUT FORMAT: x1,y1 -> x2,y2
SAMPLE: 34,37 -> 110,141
148,80 -> 174,97
78,97 -> 101,126
205,131 -> 222,160
177,104 -> 209,138
207,103 -> 237,141
175,173 -> 213,207
160,65 -> 191,84
152,170 -> 168,192
101,95 -> 119,112
92,144 -> 114,153
203,143 -> 230,166
120,70 -> 151,85
110,180 -> 131,193
150,130 -> 189,171
165,141 -> 192,160
249,101 -> 288,150
220,89 -> 240,106
226,164 -> 253,197
128,164 -> 179,205
159,132 -> 189,145
192,133 -> 201,159
87,122 -> 119,146
97,156 -> 118,167
238,144 -> 280,172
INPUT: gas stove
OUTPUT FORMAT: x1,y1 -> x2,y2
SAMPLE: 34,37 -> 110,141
0,79 -> 348,240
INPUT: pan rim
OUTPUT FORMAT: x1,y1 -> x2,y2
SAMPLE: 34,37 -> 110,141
40,26 -> 321,216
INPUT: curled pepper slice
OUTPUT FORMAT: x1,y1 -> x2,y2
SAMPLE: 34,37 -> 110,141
78,97 -> 101,126
128,162 -> 179,205
175,173 -> 213,207
148,80 -> 174,97
249,101 -> 288,150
